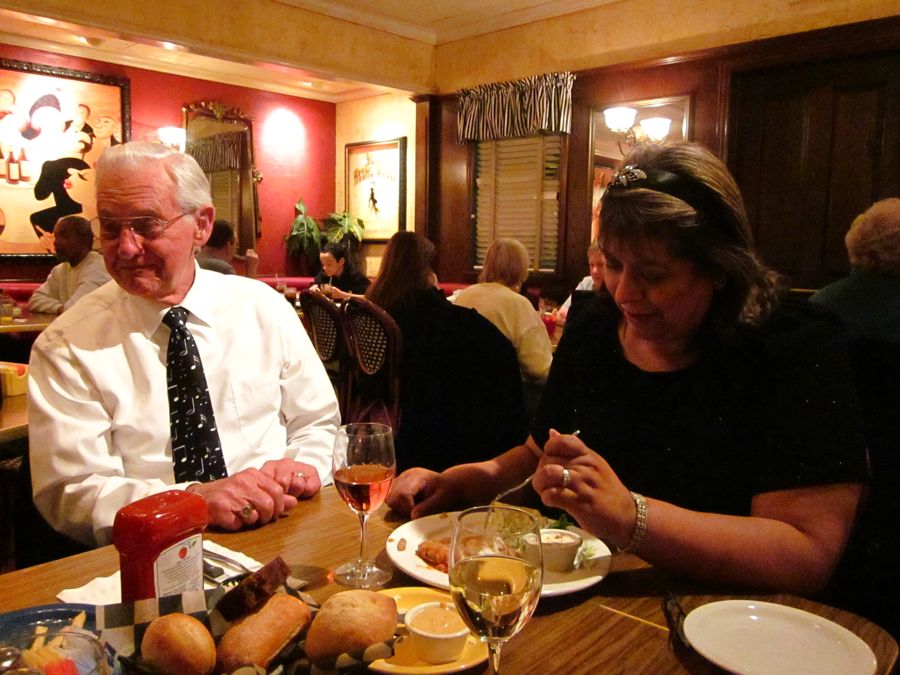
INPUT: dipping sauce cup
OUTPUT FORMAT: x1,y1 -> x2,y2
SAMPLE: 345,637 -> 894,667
541,528 -> 583,572
405,601 -> 470,664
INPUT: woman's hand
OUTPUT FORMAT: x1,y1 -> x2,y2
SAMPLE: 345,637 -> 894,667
533,429 -> 636,548
330,287 -> 353,301
387,468 -> 456,519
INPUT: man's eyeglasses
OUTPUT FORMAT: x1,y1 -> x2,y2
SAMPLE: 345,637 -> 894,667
90,211 -> 195,242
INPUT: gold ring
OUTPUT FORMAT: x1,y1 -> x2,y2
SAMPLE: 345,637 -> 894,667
293,472 -> 307,480
240,503 -> 255,521
561,468 -> 571,489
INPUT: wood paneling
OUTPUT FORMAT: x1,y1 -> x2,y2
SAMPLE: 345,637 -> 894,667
730,54 -> 900,288
417,16 -> 900,291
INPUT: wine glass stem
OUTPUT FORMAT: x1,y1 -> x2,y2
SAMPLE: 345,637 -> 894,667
487,641 -> 503,674
357,512 -> 369,562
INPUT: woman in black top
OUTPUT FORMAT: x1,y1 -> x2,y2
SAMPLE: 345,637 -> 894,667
387,143 -> 867,593
311,242 -> 370,300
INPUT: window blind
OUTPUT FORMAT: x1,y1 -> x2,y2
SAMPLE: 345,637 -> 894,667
473,135 -> 561,270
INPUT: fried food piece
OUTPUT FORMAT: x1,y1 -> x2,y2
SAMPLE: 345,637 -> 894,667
416,538 -> 450,573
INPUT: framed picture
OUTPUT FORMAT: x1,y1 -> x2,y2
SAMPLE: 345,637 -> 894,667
345,137 -> 406,241
0,58 -> 130,259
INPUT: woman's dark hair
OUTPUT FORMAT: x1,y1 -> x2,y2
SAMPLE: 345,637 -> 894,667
599,142 -> 784,341
366,231 -> 436,315
321,242 -> 348,262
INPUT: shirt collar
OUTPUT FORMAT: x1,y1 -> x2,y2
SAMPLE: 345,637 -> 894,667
130,263 -> 218,337
177,264 -> 218,327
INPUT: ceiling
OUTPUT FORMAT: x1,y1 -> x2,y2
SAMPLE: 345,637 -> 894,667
0,1 -> 618,103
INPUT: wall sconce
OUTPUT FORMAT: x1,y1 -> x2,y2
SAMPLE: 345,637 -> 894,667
157,126 -> 186,152
602,106 -> 673,154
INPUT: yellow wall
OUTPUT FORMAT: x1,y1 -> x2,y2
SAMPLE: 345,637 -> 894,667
0,0 -> 435,93
9,0 -> 900,98
435,0 -> 900,92
335,93 -> 416,276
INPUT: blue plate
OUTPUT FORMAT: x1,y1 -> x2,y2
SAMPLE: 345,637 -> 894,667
0,603 -> 96,642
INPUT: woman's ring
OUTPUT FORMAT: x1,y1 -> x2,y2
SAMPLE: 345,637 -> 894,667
293,471 -> 307,480
561,468 -> 572,489
240,503 -> 256,521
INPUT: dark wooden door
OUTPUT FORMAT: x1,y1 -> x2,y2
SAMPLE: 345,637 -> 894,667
729,53 -> 900,289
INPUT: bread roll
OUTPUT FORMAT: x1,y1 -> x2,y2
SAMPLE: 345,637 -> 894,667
141,613 -> 215,675
305,590 -> 397,665
216,592 -> 312,673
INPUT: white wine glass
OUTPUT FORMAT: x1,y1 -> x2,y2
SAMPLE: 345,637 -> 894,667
448,505 -> 543,674
332,422 -> 396,588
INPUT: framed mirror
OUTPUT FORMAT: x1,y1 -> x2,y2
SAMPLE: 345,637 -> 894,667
183,101 -> 261,254
589,95 -> 691,239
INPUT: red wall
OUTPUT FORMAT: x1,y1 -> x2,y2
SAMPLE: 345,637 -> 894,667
0,43 -> 335,279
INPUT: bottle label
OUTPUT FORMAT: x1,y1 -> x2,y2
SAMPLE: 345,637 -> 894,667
153,533 -> 204,597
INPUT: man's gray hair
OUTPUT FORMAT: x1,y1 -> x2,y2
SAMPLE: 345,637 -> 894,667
95,141 -> 211,211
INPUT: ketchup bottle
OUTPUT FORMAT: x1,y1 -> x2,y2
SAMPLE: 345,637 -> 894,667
113,490 -> 208,601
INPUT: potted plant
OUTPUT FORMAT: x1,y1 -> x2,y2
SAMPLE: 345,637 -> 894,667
284,198 -> 323,272
323,211 -> 365,266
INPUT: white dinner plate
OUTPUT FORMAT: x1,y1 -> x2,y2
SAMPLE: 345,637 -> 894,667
683,600 -> 877,675
385,512 -> 612,597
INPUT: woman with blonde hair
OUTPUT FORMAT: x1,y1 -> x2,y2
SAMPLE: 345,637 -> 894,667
811,198 -> 900,345
454,238 -> 552,385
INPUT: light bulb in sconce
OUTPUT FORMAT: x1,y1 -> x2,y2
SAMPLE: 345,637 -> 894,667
158,126 -> 186,152
603,107 -> 637,134
640,117 -> 672,142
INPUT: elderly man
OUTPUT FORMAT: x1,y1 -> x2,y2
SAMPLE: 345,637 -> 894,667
28,215 -> 111,315
28,142 -> 339,547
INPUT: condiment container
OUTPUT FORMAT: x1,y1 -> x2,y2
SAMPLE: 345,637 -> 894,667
113,490 -> 208,601
540,528 -> 583,572
405,601 -> 469,664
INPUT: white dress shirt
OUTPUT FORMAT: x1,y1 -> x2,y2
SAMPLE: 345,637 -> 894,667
28,266 -> 340,546
453,282 -> 552,384
559,275 -> 596,314
28,251 -> 111,314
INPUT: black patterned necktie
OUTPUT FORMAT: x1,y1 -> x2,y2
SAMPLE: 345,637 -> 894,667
163,306 -> 228,482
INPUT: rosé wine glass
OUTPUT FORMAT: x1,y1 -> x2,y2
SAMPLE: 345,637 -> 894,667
332,422 -> 396,588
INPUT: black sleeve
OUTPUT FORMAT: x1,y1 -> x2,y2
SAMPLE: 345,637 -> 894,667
529,301 -> 609,449
346,269 -> 372,295
753,303 -> 869,493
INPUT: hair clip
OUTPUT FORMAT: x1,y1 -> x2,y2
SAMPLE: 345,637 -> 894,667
608,165 -> 648,190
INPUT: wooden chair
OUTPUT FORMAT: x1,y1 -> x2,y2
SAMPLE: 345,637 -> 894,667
299,290 -> 348,418
341,297 -> 402,431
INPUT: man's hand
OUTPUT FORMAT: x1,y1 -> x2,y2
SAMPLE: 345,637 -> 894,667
259,458 -> 321,499
187,468 -> 300,530
243,249 -> 259,278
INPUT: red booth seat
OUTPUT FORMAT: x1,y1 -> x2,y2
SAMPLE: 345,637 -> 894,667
0,282 -> 41,307
256,276 -> 315,292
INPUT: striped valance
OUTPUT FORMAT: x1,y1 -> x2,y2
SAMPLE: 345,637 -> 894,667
457,72 -> 575,142
186,131 -> 242,172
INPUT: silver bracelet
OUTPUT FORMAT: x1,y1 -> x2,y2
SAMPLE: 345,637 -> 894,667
622,491 -> 648,553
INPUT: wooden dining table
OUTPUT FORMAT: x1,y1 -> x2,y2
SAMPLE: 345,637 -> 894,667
0,312 -> 56,334
0,394 -> 27,444
0,487 -> 896,674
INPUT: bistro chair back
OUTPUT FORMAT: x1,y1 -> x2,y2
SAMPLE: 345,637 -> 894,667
342,297 -> 402,431
299,290 -> 348,417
